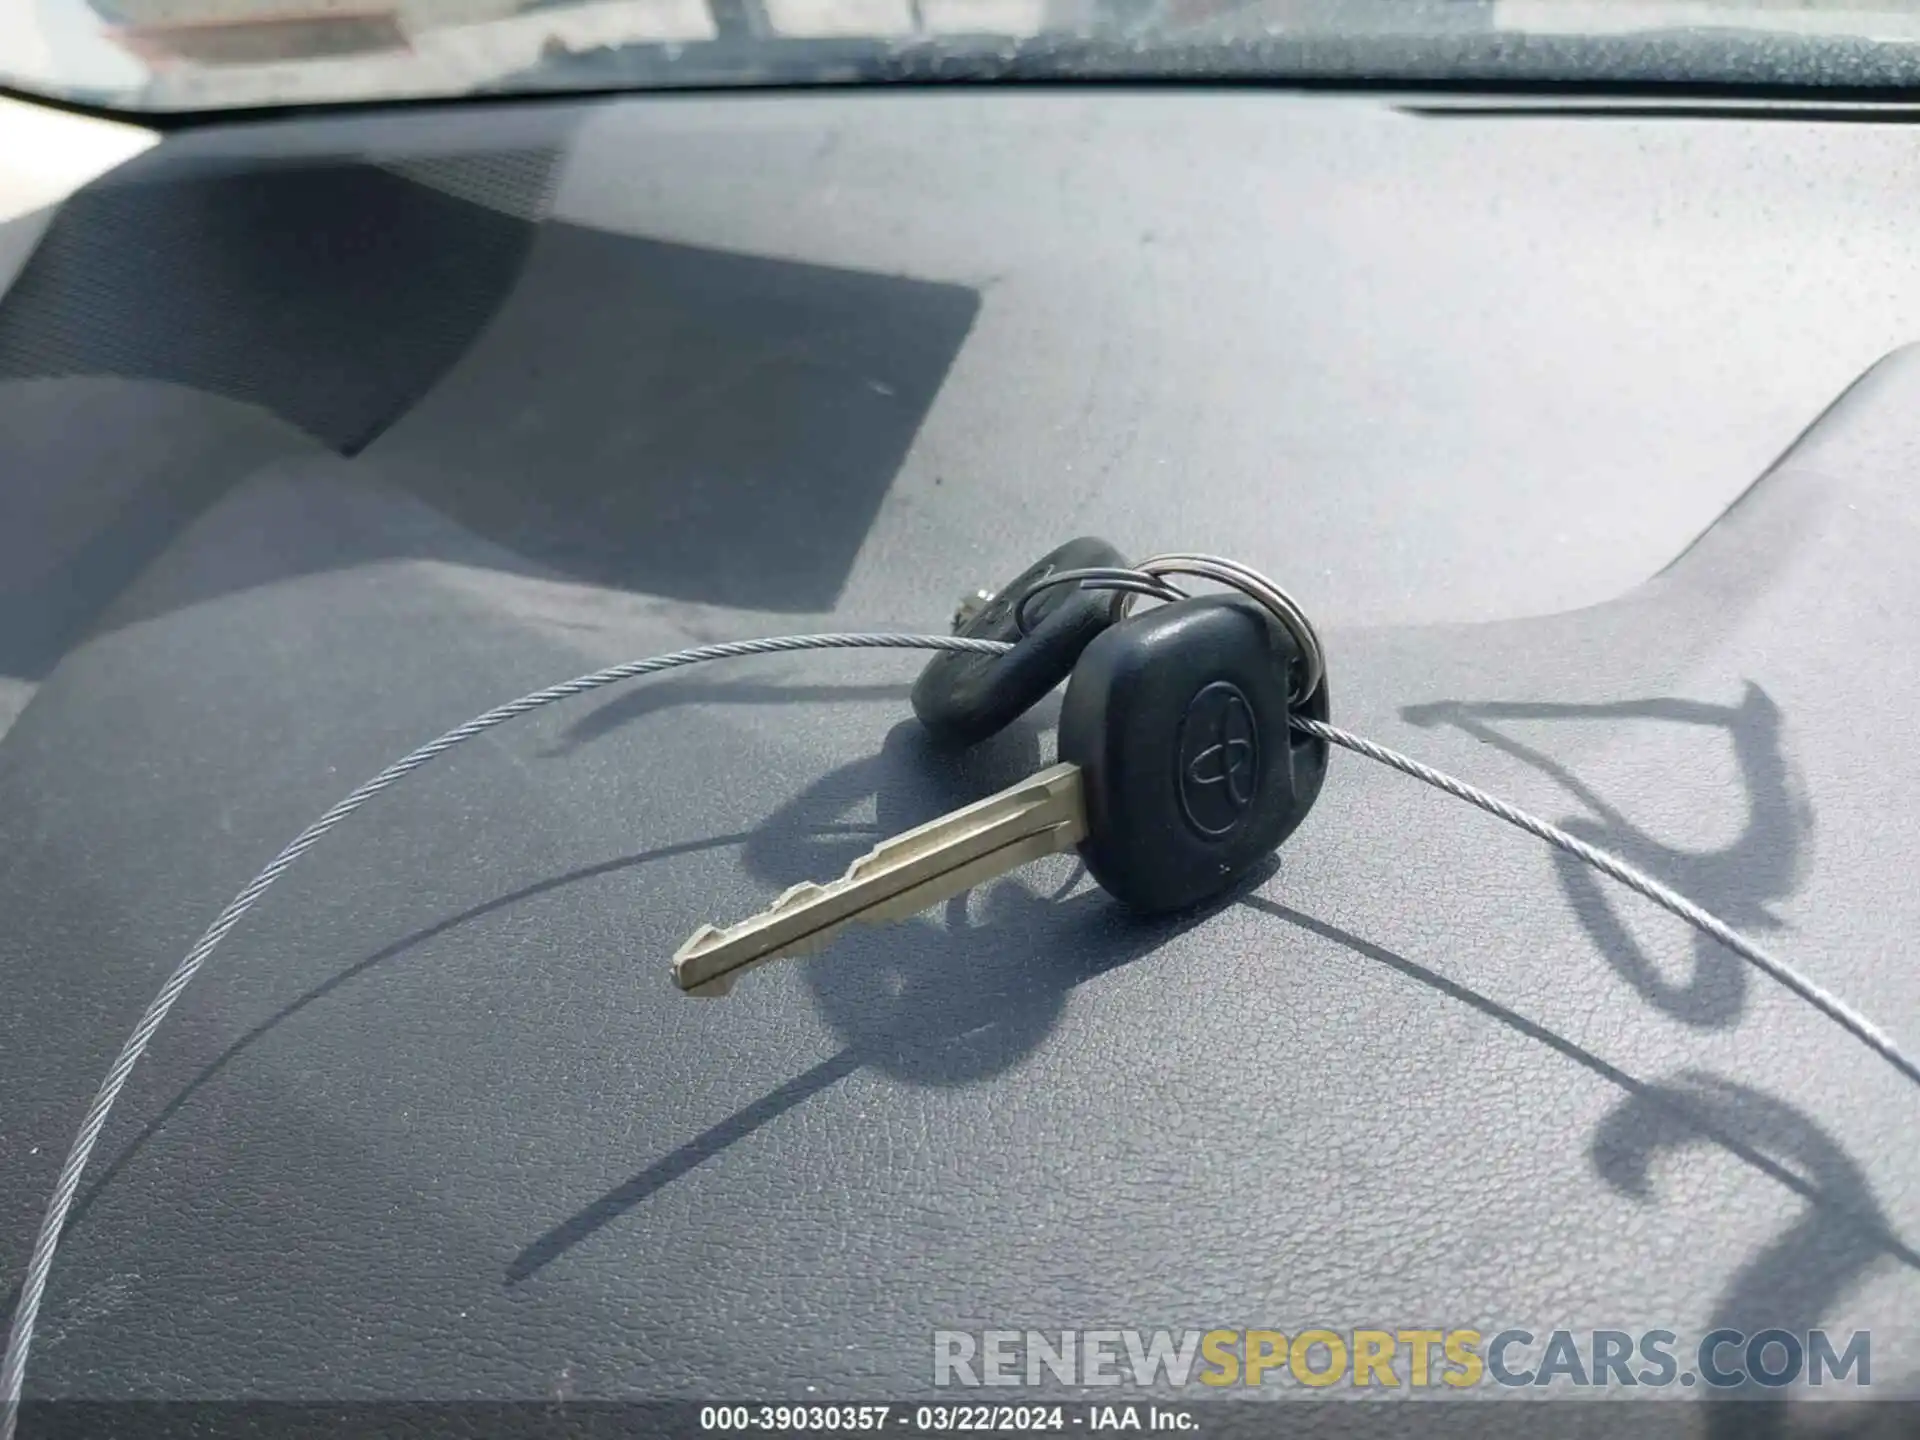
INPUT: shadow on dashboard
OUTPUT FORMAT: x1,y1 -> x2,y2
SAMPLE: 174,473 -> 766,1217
1593,1074 -> 1907,1440
503,879 -> 1216,1285
1251,899 -> 1916,1439
0,155 -> 557,452
0,379 -> 317,702
0,151 -> 980,712
0,678 -> 947,1330
1400,686 -> 1810,1031
504,716 -> 1240,1283
366,219 -> 979,613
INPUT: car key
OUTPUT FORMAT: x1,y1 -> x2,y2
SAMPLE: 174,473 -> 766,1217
910,536 -> 1129,748
672,594 -> 1328,996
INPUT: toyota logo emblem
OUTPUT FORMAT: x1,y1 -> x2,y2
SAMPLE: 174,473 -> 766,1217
1177,681 -> 1260,837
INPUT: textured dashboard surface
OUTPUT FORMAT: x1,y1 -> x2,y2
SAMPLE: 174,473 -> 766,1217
2,89 -> 1920,1426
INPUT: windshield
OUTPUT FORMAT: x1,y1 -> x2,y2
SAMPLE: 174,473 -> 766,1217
8,0 -> 1920,113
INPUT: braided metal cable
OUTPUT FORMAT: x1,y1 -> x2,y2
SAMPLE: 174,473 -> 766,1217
0,633 -> 1011,1440
1293,716 -> 1920,1088
5,631 -> 1913,1437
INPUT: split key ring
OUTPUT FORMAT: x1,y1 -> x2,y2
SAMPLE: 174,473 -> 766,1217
1012,551 -> 1327,706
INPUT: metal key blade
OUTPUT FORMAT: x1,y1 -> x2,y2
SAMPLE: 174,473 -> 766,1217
672,762 -> 1086,996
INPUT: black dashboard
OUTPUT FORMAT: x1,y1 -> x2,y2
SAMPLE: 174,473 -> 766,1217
3,81 -> 1920,1431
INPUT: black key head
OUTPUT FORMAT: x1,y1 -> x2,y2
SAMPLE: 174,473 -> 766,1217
911,537 -> 1129,748
1058,594 -> 1330,914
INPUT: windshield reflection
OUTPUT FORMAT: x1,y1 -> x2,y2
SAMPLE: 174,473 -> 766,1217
10,0 -> 1920,111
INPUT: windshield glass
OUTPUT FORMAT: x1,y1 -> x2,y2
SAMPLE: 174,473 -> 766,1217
8,0 -> 1920,112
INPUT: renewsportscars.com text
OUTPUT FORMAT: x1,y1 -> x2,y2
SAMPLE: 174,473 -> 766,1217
932,1328 -> 1871,1390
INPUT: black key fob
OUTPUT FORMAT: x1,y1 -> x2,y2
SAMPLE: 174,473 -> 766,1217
911,537 -> 1128,748
1058,594 -> 1330,914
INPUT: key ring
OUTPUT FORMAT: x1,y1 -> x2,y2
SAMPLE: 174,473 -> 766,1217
1004,565 -> 1187,624
1011,552 -> 1327,705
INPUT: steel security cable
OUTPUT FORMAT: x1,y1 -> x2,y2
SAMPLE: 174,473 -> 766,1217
1291,716 -> 1920,1090
4,633 -> 1914,1437
0,633 -> 1004,1439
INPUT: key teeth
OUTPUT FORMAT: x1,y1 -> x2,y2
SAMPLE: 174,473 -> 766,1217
667,762 -> 1086,995
773,881 -> 827,912
844,849 -> 896,883
677,883 -> 824,956
673,923 -> 724,959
